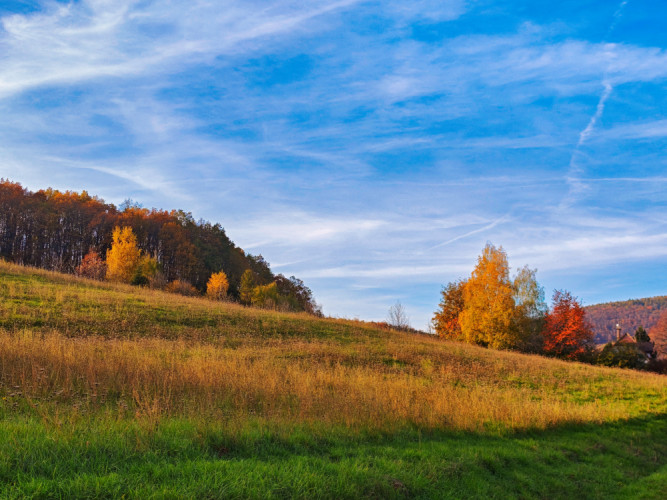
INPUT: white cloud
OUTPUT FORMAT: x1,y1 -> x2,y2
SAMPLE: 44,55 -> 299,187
599,120 -> 667,140
229,213 -> 386,249
1,0 -> 666,331
0,0 -> 362,99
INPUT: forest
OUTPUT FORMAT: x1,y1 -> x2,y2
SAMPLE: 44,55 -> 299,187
0,180 -> 318,313
585,296 -> 667,360
585,296 -> 667,342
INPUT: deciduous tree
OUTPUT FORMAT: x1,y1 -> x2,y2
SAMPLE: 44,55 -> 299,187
459,244 -> 517,349
105,226 -> 141,283
388,301 -> 410,330
0,180 -> 317,310
252,282 -> 279,309
206,271 -> 229,300
432,280 -> 466,339
543,290 -> 594,359
513,266 -> 547,352
165,279 -> 199,296
76,251 -> 106,280
653,311 -> 667,357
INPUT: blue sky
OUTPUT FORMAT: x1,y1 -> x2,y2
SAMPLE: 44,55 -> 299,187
1,0 -> 666,330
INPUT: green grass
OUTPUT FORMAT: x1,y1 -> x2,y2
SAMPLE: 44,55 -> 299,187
0,260 -> 666,498
1,414 -> 665,499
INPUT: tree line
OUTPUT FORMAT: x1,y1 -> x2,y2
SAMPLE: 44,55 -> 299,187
0,180 -> 319,314
432,243 -> 664,372
585,296 -> 667,343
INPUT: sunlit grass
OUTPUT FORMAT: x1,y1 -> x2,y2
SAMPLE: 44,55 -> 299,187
1,260 -> 666,498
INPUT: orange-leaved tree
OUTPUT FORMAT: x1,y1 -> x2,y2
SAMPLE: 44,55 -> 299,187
206,271 -> 229,300
76,250 -> 106,280
652,310 -> 667,358
459,244 -> 517,349
105,226 -> 141,283
432,279 -> 466,339
543,290 -> 593,359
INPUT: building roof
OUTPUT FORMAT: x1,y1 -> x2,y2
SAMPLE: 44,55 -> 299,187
616,333 -> 637,344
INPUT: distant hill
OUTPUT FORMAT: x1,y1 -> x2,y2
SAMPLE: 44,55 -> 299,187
585,296 -> 667,354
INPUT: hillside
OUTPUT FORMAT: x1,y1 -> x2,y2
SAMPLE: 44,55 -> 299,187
586,296 -> 667,354
1,260 -> 666,498
0,180 -> 317,313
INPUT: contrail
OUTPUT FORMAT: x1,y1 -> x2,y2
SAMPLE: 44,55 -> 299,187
608,0 -> 629,35
576,80 -> 613,149
562,1 -> 629,207
427,214 -> 510,251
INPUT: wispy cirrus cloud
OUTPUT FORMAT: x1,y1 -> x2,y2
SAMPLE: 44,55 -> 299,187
0,0 -> 362,98
1,0 -> 666,329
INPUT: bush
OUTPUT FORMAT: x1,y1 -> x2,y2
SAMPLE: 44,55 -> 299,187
165,280 -> 199,297
596,343 -> 646,370
647,357 -> 667,374
76,251 -> 106,280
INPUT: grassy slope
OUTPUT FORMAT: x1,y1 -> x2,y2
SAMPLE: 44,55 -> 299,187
0,261 -> 666,499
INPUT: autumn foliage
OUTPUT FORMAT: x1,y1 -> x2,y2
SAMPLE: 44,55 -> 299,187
0,180 -> 318,313
459,244 -> 517,349
584,296 -> 667,343
239,269 -> 256,305
653,310 -> 667,358
433,280 -> 465,339
206,271 -> 229,300
166,279 -> 199,296
105,227 -> 141,283
76,251 -> 106,280
543,290 -> 594,359
433,244 -> 594,361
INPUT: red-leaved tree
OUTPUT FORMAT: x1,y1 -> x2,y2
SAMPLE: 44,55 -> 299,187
543,290 -> 594,359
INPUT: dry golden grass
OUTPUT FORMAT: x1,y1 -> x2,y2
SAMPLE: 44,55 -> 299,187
1,259 -> 666,434
2,329 -> 666,432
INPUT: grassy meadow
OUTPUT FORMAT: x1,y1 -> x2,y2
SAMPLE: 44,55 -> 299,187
0,260 -> 666,498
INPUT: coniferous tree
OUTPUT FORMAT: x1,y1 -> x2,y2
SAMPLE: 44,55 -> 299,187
239,269 -> 256,305
635,326 -> 650,342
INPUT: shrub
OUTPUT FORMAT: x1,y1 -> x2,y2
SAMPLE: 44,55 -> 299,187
166,279 -> 199,296
76,251 -> 106,280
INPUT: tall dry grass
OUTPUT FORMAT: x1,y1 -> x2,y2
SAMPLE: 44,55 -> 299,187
1,259 -> 666,433
2,329 -> 665,432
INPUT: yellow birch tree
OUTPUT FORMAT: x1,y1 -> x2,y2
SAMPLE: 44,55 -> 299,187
206,271 -> 229,300
459,243 -> 517,349
105,226 -> 141,283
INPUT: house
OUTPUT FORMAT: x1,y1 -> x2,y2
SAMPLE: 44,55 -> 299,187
616,332 -> 656,359
607,324 -> 656,361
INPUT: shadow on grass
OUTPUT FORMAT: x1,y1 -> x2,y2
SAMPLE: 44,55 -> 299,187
1,413 -> 665,499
